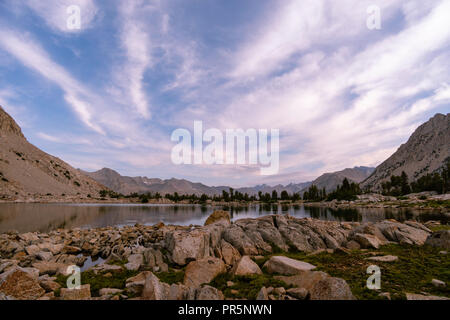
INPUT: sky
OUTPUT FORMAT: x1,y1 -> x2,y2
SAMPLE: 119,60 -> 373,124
0,0 -> 449,188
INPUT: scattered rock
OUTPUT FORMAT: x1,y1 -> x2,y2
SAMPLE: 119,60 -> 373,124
366,255 -> 398,262
0,267 -> 45,300
39,280 -> 61,292
195,285 -> 224,300
99,288 -> 123,296
406,293 -> 449,300
256,287 -> 269,300
276,271 -> 355,300
24,245 -> 40,256
431,279 -> 446,288
60,284 -> 91,300
286,287 -> 309,300
232,256 -> 262,276
263,256 -> 316,275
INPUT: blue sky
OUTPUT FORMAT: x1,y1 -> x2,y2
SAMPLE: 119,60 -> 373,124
0,0 -> 449,187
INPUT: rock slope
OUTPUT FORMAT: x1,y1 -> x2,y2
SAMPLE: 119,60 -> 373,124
0,106 -> 106,200
361,113 -> 450,191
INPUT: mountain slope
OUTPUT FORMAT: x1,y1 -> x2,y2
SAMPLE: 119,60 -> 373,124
0,106 -> 106,199
361,113 -> 450,191
83,168 -> 228,196
301,166 -> 375,193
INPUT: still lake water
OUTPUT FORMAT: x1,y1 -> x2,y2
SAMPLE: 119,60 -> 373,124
0,203 -> 446,234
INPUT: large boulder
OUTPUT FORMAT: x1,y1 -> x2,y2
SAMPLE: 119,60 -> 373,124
165,229 -> 210,266
0,267 -> 45,300
204,211 -> 231,226
425,230 -> 450,249
183,257 -> 226,288
232,256 -> 262,276
352,233 -> 381,249
125,253 -> 143,271
263,256 -> 316,275
195,285 -> 224,300
276,271 -> 355,300
374,220 -> 430,245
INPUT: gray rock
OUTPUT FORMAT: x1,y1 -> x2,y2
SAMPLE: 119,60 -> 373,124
232,256 -> 262,276
256,287 -> 269,300
431,279 -> 446,288
406,293 -> 449,300
183,257 -> 226,288
286,287 -> 309,300
263,256 -> 316,275
195,285 -> 224,300
366,255 -> 398,262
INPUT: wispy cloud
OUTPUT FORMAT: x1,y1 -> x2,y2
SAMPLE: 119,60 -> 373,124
24,0 -> 98,33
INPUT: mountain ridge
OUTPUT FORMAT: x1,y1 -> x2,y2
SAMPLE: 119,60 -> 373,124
0,106 -> 106,199
361,113 -> 450,191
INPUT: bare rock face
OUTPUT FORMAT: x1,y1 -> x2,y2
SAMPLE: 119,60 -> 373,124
361,113 -> 450,191
0,106 -> 107,199
263,256 -> 316,275
183,257 -> 226,288
204,211 -> 231,226
425,230 -> 450,249
232,256 -> 262,276
0,267 -> 45,300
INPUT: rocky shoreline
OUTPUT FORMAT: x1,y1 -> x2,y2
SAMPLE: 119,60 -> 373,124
1,211 -> 449,300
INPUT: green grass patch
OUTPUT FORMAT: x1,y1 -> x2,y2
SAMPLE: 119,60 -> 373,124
429,225 -> 450,232
155,269 -> 185,285
56,269 -> 139,297
267,244 -> 450,300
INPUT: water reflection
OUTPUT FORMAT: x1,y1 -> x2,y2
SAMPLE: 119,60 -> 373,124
0,203 -> 444,233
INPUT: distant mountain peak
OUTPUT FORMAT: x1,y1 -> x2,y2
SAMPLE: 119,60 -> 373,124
361,113 -> 450,191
